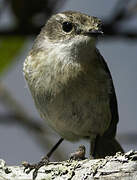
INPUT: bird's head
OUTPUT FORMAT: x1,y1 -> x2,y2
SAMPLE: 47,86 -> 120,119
34,11 -> 103,49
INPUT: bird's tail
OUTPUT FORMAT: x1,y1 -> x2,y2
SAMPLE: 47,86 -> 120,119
92,135 -> 124,158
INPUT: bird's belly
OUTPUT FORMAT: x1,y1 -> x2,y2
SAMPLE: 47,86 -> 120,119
35,84 -> 111,141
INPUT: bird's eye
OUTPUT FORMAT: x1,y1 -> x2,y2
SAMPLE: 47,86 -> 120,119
62,22 -> 73,33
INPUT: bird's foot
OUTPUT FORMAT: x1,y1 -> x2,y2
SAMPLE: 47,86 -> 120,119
89,155 -> 94,159
22,156 -> 49,180
69,145 -> 86,161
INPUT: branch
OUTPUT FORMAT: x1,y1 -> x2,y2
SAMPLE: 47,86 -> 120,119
110,0 -> 130,22
102,0 -> 137,40
0,150 -> 137,180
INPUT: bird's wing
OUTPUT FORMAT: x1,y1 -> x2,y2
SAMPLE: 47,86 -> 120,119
96,49 -> 119,138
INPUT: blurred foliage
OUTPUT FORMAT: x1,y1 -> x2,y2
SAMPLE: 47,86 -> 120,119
11,0 -> 61,26
0,0 -> 65,35
0,36 -> 25,75
0,0 -> 64,75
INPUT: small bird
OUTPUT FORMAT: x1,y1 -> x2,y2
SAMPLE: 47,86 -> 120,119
23,11 -> 123,162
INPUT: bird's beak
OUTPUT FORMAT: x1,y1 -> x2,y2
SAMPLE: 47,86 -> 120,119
84,29 -> 103,37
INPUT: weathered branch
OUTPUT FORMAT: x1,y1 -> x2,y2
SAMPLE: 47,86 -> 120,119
0,150 -> 137,180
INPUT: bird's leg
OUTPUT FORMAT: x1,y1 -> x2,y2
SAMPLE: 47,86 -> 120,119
23,138 -> 64,180
90,136 -> 96,159
46,138 -> 64,158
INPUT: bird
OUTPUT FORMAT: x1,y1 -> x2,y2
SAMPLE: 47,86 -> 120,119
23,10 -> 123,166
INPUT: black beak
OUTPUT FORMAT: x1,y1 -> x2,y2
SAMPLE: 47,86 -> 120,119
84,29 -> 103,37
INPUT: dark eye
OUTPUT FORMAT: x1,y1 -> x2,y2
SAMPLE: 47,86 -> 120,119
62,22 -> 73,33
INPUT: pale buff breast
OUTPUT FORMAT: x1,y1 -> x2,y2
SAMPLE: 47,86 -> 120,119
24,51 -> 111,141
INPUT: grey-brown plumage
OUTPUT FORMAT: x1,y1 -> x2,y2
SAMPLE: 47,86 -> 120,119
23,11 -> 123,158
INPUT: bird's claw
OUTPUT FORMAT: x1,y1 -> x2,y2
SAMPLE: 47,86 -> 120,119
22,156 -> 49,180
69,145 -> 86,161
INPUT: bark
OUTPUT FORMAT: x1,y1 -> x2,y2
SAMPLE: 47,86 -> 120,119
0,150 -> 137,180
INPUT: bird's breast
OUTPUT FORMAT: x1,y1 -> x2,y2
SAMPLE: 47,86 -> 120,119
32,57 -> 112,141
